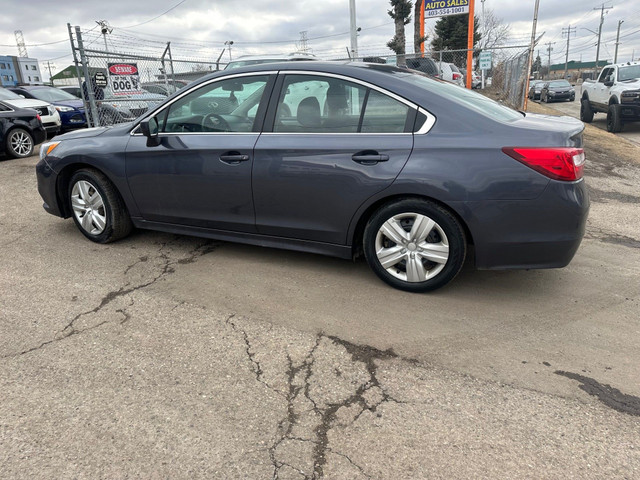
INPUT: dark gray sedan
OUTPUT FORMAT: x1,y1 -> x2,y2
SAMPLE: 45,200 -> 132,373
36,62 -> 589,292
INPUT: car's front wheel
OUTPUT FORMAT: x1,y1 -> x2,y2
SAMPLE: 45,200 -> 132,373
580,98 -> 594,123
5,128 -> 34,158
363,199 -> 466,292
68,169 -> 133,243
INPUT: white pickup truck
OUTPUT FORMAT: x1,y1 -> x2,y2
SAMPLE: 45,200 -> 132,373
581,62 -> 640,133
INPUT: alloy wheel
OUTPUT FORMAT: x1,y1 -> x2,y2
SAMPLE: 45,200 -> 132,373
71,180 -> 107,235
9,130 -> 33,156
374,212 -> 449,283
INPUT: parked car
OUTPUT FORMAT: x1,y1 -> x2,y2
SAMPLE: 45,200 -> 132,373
581,61 -> 640,133
36,62 -> 588,292
0,86 -> 61,136
225,52 -> 317,70
434,63 -> 464,86
540,80 -> 575,103
1,101 -> 46,158
141,83 -> 179,97
528,80 -> 545,100
58,85 -> 137,125
405,57 -> 441,78
10,85 -> 86,131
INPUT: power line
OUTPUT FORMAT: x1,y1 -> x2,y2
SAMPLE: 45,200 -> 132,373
116,0 -> 189,29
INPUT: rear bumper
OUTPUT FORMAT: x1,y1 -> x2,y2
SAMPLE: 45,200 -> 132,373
36,159 -> 64,218
456,179 -> 589,270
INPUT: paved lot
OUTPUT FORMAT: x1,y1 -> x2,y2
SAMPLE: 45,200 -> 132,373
1,126 -> 639,478
532,84 -> 640,145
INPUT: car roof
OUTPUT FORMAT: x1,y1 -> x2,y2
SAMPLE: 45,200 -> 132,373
230,53 -> 317,62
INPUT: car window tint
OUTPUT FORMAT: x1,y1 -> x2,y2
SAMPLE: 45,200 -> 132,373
161,75 -> 268,133
598,68 -> 612,83
274,75 -> 365,133
400,72 -> 522,122
361,90 -> 409,133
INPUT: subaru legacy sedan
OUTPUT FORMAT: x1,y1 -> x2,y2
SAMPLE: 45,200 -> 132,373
36,62 -> 589,292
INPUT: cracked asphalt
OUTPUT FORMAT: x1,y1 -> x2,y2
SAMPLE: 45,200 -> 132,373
1,127 -> 640,479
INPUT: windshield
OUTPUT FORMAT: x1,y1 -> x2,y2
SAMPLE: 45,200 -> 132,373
400,72 -> 523,122
549,80 -> 571,88
0,87 -> 21,100
618,65 -> 640,81
28,87 -> 78,102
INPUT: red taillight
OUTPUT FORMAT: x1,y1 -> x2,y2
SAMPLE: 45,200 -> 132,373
452,72 -> 461,80
36,114 -> 42,122
502,147 -> 585,181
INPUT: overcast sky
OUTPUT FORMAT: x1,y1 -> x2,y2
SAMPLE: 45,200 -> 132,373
1,0 -> 637,80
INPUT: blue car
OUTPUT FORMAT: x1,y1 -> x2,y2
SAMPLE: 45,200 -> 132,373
10,86 -> 86,131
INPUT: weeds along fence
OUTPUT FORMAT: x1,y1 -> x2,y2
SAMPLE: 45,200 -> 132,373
67,24 -> 532,126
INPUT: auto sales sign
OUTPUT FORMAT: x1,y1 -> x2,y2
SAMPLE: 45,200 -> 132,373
424,0 -> 469,18
107,63 -> 143,95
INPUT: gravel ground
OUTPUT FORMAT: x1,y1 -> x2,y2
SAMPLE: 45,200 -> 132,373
1,118 -> 639,479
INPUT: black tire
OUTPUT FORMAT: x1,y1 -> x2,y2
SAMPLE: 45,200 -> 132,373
68,168 -> 133,243
606,104 -> 623,133
5,128 -> 34,158
580,99 -> 594,123
363,199 -> 466,293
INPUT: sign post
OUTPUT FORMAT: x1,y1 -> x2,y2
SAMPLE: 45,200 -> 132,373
466,0 -> 475,89
479,51 -> 491,89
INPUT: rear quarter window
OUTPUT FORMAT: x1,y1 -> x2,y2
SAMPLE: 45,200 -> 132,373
401,72 -> 523,123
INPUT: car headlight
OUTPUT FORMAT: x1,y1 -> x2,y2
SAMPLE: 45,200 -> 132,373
55,106 -> 75,112
39,141 -> 61,161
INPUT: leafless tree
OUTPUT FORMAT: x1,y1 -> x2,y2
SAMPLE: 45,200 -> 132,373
480,10 -> 510,50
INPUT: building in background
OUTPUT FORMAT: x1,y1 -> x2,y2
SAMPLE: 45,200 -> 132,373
13,57 -> 43,85
0,55 -> 19,87
50,65 -> 106,87
0,56 -> 43,85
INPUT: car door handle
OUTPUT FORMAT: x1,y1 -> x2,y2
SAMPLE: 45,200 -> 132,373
352,152 -> 390,165
219,152 -> 250,165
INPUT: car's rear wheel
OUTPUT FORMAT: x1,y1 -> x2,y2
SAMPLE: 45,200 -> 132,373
5,128 -> 34,158
580,98 -> 594,123
363,199 -> 466,292
606,104 -> 623,133
68,169 -> 133,243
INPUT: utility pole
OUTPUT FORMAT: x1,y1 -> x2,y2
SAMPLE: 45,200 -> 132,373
593,4 -> 613,70
544,41 -> 555,79
43,61 -> 56,85
523,0 -> 541,110
614,20 -> 623,63
562,25 -> 576,80
349,0 -> 358,58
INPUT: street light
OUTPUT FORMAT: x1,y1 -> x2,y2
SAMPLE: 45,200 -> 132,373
224,40 -> 234,61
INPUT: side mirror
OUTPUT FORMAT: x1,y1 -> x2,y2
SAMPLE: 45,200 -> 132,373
604,80 -> 614,87
139,117 -> 160,147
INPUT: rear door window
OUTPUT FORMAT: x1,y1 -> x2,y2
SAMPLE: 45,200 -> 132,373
273,74 -> 411,134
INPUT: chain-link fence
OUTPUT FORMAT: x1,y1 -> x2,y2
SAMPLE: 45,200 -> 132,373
67,25 -> 223,127
490,48 -> 530,110
67,24 -> 532,127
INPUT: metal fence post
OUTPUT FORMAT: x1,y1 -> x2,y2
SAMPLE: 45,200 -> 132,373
75,26 -> 101,127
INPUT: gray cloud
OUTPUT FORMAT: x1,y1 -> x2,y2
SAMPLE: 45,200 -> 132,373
1,0 -> 637,79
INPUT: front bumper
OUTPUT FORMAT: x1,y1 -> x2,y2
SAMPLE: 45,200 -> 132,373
36,159 -> 64,218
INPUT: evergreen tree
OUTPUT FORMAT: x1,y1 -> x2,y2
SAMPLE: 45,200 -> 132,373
430,14 -> 482,54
